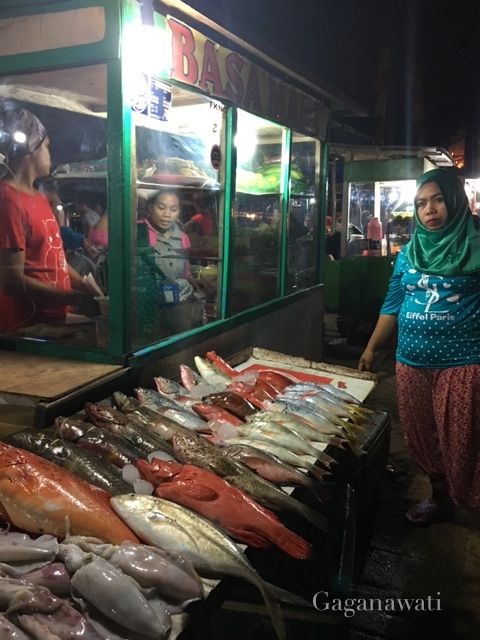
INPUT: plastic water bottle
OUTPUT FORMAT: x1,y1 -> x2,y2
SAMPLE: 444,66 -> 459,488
367,217 -> 382,256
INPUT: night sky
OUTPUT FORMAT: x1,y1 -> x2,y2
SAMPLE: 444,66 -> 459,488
183,0 -> 480,148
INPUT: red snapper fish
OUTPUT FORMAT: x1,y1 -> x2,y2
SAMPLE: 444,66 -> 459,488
137,459 -> 312,560
0,442 -> 139,544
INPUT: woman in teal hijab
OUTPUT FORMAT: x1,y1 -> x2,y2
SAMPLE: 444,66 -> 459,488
359,168 -> 480,525
406,168 -> 480,275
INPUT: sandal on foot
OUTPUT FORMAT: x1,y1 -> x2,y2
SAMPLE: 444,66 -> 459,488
405,499 -> 454,526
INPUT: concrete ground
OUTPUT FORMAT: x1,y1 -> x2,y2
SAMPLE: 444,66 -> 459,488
323,314 -> 480,640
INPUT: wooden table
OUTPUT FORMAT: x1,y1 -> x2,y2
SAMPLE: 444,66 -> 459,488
0,351 -> 130,428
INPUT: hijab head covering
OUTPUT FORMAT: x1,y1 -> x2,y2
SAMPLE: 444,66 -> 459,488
405,168 -> 480,275
0,107 -> 46,176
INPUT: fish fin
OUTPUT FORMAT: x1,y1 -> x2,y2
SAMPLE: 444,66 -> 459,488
264,582 -> 313,608
254,580 -> 287,640
175,484 -> 220,502
315,451 -> 338,470
229,528 -> 272,548
306,463 -> 329,482
273,528 -> 312,560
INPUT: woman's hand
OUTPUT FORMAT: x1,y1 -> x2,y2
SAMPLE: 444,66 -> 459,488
70,290 -> 100,316
358,314 -> 397,371
358,348 -> 377,372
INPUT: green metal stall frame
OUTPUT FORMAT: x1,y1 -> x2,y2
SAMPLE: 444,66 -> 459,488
0,0 -> 333,366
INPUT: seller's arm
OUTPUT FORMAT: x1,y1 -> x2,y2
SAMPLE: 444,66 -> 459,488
358,249 -> 407,372
67,264 -> 100,297
358,314 -> 397,371
0,248 -> 87,306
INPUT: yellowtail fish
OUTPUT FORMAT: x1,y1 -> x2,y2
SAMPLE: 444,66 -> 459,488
111,494 -> 287,640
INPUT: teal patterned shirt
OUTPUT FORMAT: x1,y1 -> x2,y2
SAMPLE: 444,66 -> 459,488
380,248 -> 480,367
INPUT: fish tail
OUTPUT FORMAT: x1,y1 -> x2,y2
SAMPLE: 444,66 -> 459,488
342,439 -> 366,458
351,404 -> 375,415
257,580 -> 287,640
290,498 -> 328,531
315,451 -> 338,470
306,462 -> 330,482
272,524 -> 312,560
296,468 -> 330,489
307,481 -> 331,504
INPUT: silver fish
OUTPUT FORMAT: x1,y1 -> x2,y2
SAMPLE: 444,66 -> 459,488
153,377 -> 199,409
282,389 -> 370,426
265,399 -> 348,431
116,392 -> 207,433
236,424 -> 336,469
111,494 -> 286,640
224,437 -> 328,482
150,405 -> 208,431
248,411 -> 340,441
153,375 -> 189,396
223,443 -> 329,492
85,402 -> 175,457
136,387 -> 188,411
194,356 -> 230,389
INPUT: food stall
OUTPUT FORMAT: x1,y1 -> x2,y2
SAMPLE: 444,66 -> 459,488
324,145 -> 454,339
0,0 -> 373,417
0,0 -> 353,367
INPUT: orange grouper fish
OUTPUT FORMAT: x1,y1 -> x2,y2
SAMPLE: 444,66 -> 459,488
137,458 -> 312,560
0,442 -> 138,544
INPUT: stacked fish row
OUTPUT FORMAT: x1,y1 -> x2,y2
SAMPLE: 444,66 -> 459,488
0,528 -> 203,639
0,438 -> 292,640
76,391 -> 326,554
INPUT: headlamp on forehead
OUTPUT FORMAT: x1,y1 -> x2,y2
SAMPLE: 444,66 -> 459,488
12,131 -> 27,145
0,108 -> 47,166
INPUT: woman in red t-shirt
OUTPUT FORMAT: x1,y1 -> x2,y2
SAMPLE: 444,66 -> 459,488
0,108 -> 98,332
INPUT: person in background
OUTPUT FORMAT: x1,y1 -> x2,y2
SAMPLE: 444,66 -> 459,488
324,215 -> 333,236
358,168 -> 480,525
75,194 -> 100,236
326,213 -> 342,259
143,190 -> 191,280
42,181 -> 92,252
184,192 -> 216,236
87,206 -> 108,249
0,107 -> 98,332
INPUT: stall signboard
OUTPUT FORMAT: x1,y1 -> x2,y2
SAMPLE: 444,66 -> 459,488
164,15 -> 328,139
130,73 -> 172,121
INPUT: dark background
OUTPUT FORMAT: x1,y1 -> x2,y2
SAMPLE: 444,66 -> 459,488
182,0 -> 480,150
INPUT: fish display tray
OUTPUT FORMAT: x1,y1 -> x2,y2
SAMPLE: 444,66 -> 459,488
175,346 -> 390,636
229,347 -> 378,402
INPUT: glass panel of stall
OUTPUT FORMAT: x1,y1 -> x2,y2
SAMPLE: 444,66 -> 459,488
131,84 -> 225,348
345,179 -> 416,256
0,1 -> 327,363
0,63 -> 109,347
230,110 -> 285,313
287,133 -> 321,292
